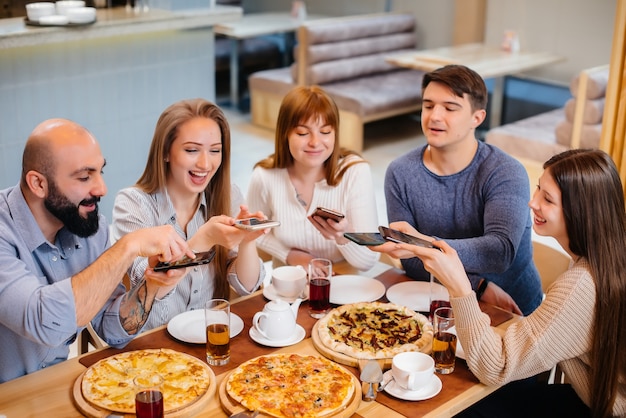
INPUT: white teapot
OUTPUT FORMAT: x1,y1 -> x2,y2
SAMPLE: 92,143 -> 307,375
252,298 -> 302,341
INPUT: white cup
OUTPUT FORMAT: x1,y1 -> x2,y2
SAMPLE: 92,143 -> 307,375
271,265 -> 306,298
391,352 -> 435,391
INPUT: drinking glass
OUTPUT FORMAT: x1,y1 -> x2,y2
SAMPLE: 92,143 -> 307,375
205,299 -> 230,365
134,372 -> 164,418
432,306 -> 457,374
429,274 -> 451,321
308,258 -> 332,318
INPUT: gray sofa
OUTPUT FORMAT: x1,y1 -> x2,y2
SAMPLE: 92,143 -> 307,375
485,64 -> 609,189
248,13 -> 424,152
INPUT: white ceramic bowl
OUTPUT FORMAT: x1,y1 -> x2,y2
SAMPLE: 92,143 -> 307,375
55,0 -> 86,16
39,14 -> 69,25
25,2 -> 55,21
66,6 -> 96,24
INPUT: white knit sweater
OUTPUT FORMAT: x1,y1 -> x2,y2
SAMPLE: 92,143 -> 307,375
452,258 -> 625,416
246,157 -> 380,271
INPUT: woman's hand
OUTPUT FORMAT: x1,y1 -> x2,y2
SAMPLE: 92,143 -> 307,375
144,258 -> 190,299
308,213 -> 350,244
392,240 -> 473,299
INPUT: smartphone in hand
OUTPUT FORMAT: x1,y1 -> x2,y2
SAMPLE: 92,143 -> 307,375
234,218 -> 281,231
343,232 -> 386,246
378,226 -> 435,248
154,248 -> 216,272
312,207 -> 345,222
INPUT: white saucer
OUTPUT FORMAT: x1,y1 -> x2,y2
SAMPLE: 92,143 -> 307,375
263,284 -> 308,303
249,324 -> 306,347
382,370 -> 442,401
167,310 -> 244,344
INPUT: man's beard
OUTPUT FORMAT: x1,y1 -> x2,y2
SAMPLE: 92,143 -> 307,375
44,180 -> 100,238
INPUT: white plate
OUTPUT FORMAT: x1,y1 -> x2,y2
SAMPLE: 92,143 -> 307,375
382,370 -> 442,401
386,281 -> 449,312
263,284 -> 308,303
166,310 -> 244,344
249,324 -> 305,347
330,275 -> 386,305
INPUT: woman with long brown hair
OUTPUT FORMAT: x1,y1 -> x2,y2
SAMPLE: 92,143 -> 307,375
247,85 -> 379,270
111,98 -> 265,331
376,149 -> 626,417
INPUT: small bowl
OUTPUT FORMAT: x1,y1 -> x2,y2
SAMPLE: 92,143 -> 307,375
39,14 -> 69,25
55,0 -> 86,16
25,2 -> 55,21
66,6 -> 96,24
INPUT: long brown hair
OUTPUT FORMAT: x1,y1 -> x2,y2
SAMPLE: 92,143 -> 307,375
544,149 -> 626,417
254,85 -> 364,185
135,98 -> 232,299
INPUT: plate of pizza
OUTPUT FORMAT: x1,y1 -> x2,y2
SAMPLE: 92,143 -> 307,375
73,348 -> 215,417
312,302 -> 433,368
220,353 -> 360,418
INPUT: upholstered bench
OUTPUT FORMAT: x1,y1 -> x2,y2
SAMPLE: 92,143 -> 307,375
486,65 -> 609,187
248,13 -> 425,152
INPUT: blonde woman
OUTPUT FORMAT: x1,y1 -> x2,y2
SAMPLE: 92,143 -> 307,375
112,98 -> 265,331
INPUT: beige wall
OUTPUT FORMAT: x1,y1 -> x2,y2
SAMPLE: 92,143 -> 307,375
246,0 -> 614,85
484,0 -> 614,84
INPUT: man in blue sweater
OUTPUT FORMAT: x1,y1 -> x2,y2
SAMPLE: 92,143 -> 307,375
380,65 -> 542,316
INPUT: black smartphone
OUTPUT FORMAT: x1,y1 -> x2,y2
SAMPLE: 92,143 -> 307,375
378,226 -> 435,248
234,218 -> 281,230
343,232 -> 386,246
312,207 -> 345,222
153,249 -> 216,272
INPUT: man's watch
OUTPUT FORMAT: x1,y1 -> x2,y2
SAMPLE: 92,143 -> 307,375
476,278 -> 489,301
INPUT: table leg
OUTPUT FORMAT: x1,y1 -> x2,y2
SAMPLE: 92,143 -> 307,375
229,37 -> 241,109
489,76 -> 505,128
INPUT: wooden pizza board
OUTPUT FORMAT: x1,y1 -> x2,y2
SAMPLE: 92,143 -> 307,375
219,366 -> 361,418
310,319 -> 433,370
72,359 -> 216,418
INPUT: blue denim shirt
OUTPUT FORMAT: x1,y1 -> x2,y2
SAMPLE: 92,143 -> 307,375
0,185 -> 133,383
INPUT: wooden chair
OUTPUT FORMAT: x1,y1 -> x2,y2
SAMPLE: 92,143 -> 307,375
532,240 -> 571,384
77,323 -> 107,355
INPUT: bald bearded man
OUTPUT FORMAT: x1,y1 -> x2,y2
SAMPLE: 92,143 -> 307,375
0,118 -> 196,383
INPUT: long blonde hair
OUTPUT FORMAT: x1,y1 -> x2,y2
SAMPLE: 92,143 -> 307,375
135,98 -> 232,299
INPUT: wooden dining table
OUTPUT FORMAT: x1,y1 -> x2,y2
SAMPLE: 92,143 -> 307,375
0,262 -> 516,417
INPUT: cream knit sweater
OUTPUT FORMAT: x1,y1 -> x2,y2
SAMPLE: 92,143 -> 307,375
452,258 -> 625,416
246,157 -> 379,271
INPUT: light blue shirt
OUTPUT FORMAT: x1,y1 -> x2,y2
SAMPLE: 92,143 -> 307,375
0,185 -> 133,383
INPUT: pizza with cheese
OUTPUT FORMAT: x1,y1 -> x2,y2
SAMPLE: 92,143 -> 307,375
81,348 -> 212,413
226,353 -> 355,418
316,302 -> 433,359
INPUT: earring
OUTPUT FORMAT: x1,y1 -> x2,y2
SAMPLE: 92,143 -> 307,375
164,158 -> 169,162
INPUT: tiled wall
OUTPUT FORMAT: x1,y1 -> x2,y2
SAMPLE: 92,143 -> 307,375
0,28 -> 216,219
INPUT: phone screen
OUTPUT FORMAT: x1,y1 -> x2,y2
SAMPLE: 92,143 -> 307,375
312,207 -> 345,222
154,249 -> 216,272
234,218 -> 281,230
343,232 -> 386,246
378,226 -> 435,248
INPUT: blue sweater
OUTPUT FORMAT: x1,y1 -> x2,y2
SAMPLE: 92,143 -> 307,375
384,141 -> 543,315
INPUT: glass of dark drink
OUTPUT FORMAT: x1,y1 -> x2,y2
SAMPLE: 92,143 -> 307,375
308,258 -> 332,318
134,372 -> 164,418
205,298 -> 230,366
432,306 -> 457,374
429,274 -> 451,321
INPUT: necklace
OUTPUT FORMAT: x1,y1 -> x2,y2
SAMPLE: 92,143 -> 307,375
295,187 -> 307,207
